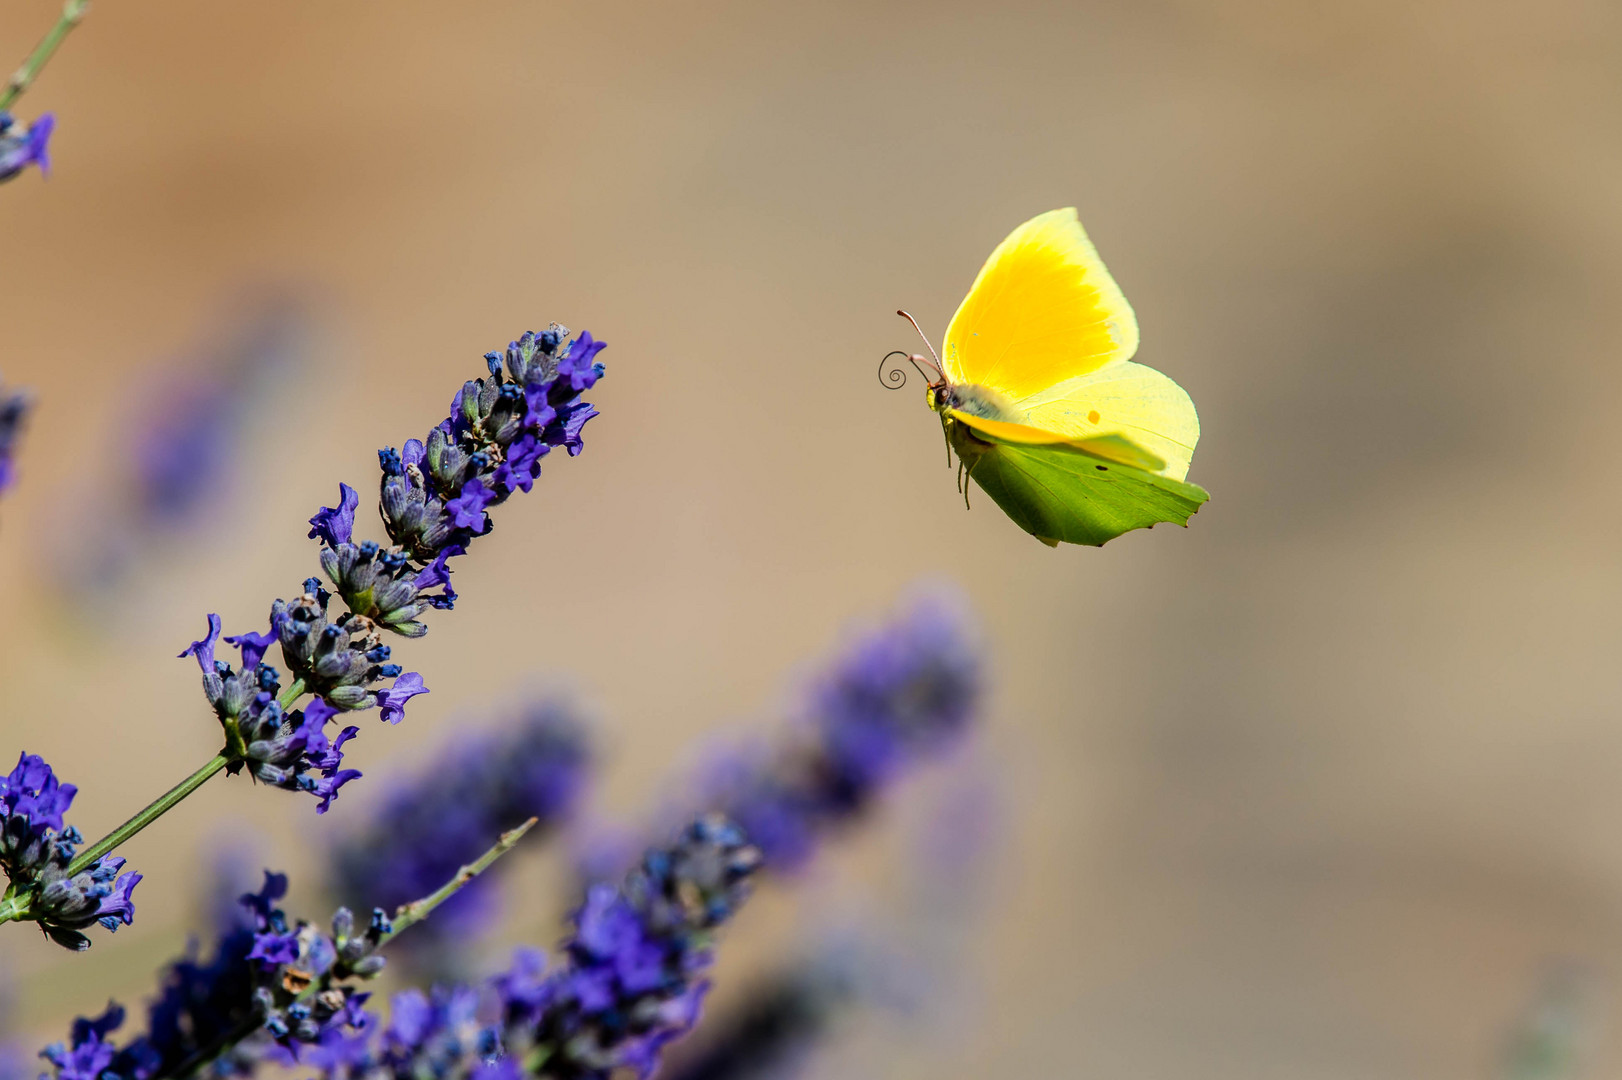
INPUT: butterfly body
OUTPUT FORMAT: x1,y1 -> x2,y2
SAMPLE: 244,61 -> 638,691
901,208 -> 1209,548
929,382 -> 1018,423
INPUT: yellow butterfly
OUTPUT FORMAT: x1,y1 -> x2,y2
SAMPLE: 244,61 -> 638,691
885,207 -> 1208,547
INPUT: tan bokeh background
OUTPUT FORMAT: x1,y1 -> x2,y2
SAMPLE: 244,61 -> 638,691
5,0 -> 1622,1075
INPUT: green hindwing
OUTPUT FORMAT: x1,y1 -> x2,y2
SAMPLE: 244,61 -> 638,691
960,432 -> 1209,547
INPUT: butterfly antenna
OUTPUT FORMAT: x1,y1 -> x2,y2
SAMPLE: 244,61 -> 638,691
878,349 -> 940,390
895,310 -> 945,378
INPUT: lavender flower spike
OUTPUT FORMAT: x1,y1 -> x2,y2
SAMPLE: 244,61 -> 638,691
309,820 -> 759,1080
497,815 -> 763,1080
38,823 -> 542,1080
36,872 -> 387,1080
171,323 -> 604,814
0,112 -> 52,183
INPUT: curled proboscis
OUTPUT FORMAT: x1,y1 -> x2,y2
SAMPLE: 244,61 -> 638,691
878,351 -> 917,390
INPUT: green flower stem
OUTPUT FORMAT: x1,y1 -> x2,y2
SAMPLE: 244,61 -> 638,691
276,677 -> 306,711
0,0 -> 89,112
167,817 -> 540,1080
379,815 -> 537,945
64,752 -> 231,877
0,886 -> 28,926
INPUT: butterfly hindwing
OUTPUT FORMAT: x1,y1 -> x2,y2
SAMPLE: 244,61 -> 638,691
1016,360 -> 1200,481
962,434 -> 1208,547
942,208 -> 1139,401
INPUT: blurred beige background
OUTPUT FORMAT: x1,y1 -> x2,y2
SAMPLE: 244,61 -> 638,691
5,0 -> 1622,1076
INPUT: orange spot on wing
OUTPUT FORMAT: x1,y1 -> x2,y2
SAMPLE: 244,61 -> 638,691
1087,410 -> 1101,424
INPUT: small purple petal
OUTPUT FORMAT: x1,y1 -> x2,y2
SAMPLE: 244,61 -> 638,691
557,332 -> 606,392
522,384 -> 559,432
0,113 -> 53,182
545,401 -> 599,457
494,433 -> 550,495
178,614 -> 224,672
94,866 -> 142,930
225,625 -> 277,670
376,673 -> 427,726
308,482 -> 359,547
444,478 -> 496,534
300,696 -> 340,730
28,113 -> 53,176
248,931 -> 300,966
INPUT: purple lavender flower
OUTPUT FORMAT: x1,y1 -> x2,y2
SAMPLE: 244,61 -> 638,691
0,112 -> 52,183
375,672 -> 427,725
37,872 -> 390,1080
38,1006 -> 155,1080
379,325 -> 604,565
314,815 -> 759,1080
0,753 -> 142,950
326,703 -> 589,967
382,986 -> 492,1075
0,377 -> 28,497
181,615 -> 365,814
495,815 -> 763,1080
698,594 -> 980,872
171,324 -> 605,814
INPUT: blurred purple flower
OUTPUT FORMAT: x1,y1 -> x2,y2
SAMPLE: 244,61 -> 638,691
0,112 -> 52,183
0,378 -> 28,497
38,1006 -> 146,1080
697,593 -> 981,872
326,702 -> 590,965
493,815 -> 761,1080
51,299 -> 311,604
324,816 -> 761,1080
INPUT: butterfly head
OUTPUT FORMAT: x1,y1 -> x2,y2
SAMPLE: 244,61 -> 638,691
878,310 -> 952,398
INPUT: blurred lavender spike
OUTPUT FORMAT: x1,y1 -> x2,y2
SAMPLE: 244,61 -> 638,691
686,590 -> 982,874
51,296 -> 312,607
0,375 -> 29,500
668,754 -> 1003,1080
302,815 -> 762,1080
326,700 -> 591,973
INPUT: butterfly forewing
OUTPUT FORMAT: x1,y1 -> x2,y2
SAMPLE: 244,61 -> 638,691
942,208 -> 1140,400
